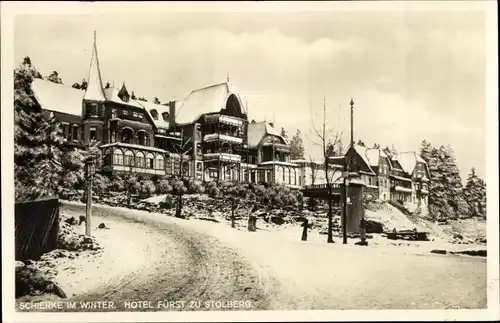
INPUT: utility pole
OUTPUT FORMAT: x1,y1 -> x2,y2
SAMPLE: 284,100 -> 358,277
342,98 -> 355,244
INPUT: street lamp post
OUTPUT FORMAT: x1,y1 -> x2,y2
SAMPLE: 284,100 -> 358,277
85,157 -> 96,236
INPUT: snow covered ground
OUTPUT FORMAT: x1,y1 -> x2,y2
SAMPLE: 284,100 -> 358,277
18,200 -> 486,310
29,211 -> 172,299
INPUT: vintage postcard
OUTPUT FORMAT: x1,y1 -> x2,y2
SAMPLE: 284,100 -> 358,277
1,1 -> 499,322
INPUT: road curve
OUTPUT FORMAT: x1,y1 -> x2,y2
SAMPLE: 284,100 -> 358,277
29,202 -> 486,312
53,203 -> 270,312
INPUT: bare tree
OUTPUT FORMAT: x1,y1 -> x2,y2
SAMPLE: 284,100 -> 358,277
170,128 -> 204,218
308,156 -> 318,185
306,98 -> 343,243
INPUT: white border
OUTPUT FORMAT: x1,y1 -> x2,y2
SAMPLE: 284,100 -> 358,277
2,1 -> 498,322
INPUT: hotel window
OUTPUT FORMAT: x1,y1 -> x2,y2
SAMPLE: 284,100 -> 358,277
111,131 -> 116,143
89,127 -> 97,141
155,155 -> 164,170
72,125 -> 79,141
113,149 -> 123,165
122,110 -> 129,116
146,153 -> 154,169
136,152 -> 145,168
124,151 -> 134,167
166,159 -> 173,175
89,103 -> 98,115
62,123 -> 69,140
111,108 -> 118,119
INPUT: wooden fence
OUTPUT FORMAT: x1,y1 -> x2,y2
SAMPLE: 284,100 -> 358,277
15,196 -> 60,261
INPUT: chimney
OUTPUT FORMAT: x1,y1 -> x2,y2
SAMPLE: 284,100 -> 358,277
269,122 -> 274,128
168,100 -> 176,126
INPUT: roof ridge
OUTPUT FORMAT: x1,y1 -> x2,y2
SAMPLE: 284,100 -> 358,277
192,82 -> 227,93
34,78 -> 86,92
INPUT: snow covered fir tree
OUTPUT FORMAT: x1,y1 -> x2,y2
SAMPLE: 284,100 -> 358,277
420,140 -> 486,222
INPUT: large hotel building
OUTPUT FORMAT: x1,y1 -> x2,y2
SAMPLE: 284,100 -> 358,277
31,36 -> 430,205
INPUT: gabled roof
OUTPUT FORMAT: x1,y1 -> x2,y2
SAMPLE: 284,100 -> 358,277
363,147 -> 393,169
351,144 -> 375,173
84,35 -> 106,101
31,78 -> 84,116
247,121 -> 289,148
365,148 -> 380,167
395,151 -> 429,175
175,82 -> 246,124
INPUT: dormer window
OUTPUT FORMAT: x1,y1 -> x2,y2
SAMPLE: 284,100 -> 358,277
162,112 -> 169,121
118,83 -> 130,102
150,109 -> 159,120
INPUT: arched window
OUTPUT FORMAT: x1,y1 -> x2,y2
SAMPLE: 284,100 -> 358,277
124,150 -> 134,167
225,94 -> 243,117
113,149 -> 124,165
155,154 -> 164,170
146,153 -> 154,169
122,127 -> 134,144
135,152 -> 145,168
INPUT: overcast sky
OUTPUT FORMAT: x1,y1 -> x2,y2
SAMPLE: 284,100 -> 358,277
13,6 -> 487,181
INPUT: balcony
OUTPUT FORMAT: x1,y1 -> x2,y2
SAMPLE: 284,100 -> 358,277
203,153 -> 241,162
262,143 -> 291,152
418,188 -> 429,195
391,186 -> 413,194
203,133 -> 243,144
204,114 -> 244,126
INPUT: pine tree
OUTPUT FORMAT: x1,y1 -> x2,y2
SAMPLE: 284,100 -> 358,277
463,168 -> 487,219
289,129 -> 305,160
421,142 -> 470,222
14,57 -> 64,201
440,145 -> 470,218
420,139 -> 433,163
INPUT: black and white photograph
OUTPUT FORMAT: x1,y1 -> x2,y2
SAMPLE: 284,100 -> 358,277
1,1 -> 498,322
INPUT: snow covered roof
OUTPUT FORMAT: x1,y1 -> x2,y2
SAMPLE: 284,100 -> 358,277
83,36 -> 106,101
395,151 -> 429,175
31,78 -> 84,116
175,82 -> 246,124
365,148 -> 380,167
247,121 -> 289,148
351,144 -> 375,173
136,100 -> 171,130
103,87 -> 144,109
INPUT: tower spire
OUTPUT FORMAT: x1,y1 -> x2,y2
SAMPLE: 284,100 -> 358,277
84,31 -> 106,101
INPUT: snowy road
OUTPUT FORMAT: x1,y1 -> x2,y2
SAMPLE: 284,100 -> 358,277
54,202 -> 487,311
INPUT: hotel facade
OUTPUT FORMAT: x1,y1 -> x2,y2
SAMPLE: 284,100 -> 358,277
30,37 -> 429,204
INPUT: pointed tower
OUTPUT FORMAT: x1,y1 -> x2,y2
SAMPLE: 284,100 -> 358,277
84,31 -> 106,101
82,31 -> 106,147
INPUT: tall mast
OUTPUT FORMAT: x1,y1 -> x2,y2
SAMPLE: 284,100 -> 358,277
350,98 -> 354,147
